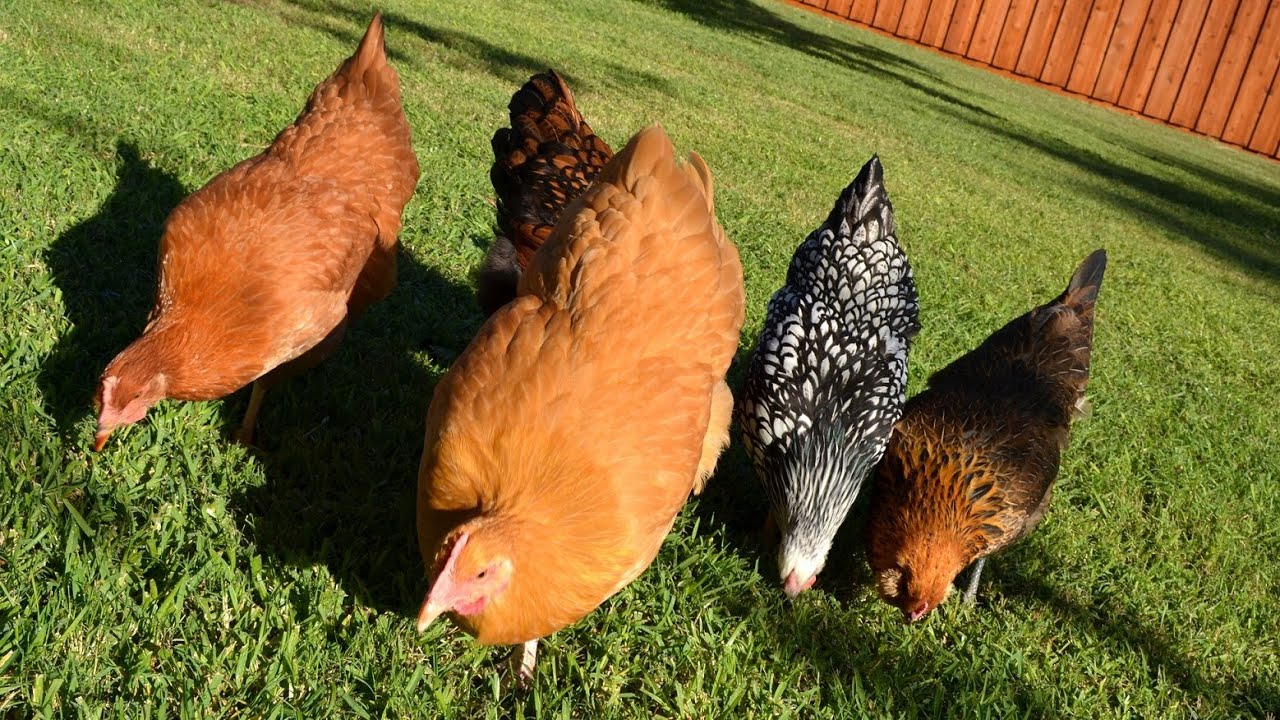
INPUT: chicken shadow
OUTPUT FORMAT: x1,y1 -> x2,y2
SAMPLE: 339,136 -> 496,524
39,141 -> 186,435
228,246 -> 482,615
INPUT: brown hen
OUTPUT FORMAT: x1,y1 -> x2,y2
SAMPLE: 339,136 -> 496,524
866,249 -> 1106,623
416,126 -> 744,682
93,14 -> 419,449
476,70 -> 613,316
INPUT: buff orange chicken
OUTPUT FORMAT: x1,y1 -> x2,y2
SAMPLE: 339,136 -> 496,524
415,126 -> 744,682
93,13 -> 419,449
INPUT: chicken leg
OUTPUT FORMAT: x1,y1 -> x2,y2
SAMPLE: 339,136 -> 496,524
507,640 -> 538,689
236,381 -> 267,446
962,557 -> 986,604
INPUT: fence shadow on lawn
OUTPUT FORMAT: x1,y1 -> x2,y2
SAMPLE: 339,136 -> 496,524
271,0 -> 676,96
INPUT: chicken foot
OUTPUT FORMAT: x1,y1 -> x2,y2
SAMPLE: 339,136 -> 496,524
962,557 -> 986,604
236,381 -> 267,446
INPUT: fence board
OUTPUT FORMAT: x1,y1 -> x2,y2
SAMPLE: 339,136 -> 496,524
944,0 -> 987,53
969,0 -> 1016,63
1043,0 -> 1098,87
993,0 -> 1042,69
1169,0 -> 1241,127
1017,0 -> 1069,77
1195,1 -> 1270,136
851,0 -> 880,23
825,0 -> 855,15
1067,0 -> 1124,94
1247,66 -> 1280,154
1093,0 -> 1154,103
1144,0 -> 1212,119
922,0 -> 962,46
1222,4 -> 1280,144
785,0 -> 1280,156
1118,1 -> 1183,109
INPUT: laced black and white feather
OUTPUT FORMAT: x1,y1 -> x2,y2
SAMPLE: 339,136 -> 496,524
739,156 -> 920,568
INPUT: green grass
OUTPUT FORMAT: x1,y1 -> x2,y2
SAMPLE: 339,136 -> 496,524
2,0 -> 1278,716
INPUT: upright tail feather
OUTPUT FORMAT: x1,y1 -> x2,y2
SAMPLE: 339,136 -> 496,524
480,70 -> 613,316
1062,248 -> 1107,309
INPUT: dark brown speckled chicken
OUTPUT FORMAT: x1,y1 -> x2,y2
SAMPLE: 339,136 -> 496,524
866,249 -> 1106,623
477,70 -> 614,316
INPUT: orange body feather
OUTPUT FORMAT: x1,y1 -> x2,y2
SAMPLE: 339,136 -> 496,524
93,14 -> 419,446
417,126 -> 744,645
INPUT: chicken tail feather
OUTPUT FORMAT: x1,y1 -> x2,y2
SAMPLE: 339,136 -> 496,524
1062,248 -> 1107,310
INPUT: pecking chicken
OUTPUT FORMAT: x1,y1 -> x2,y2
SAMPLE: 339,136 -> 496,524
739,156 -> 920,597
866,249 -> 1107,623
476,70 -> 613,317
416,126 -> 744,683
92,13 -> 419,449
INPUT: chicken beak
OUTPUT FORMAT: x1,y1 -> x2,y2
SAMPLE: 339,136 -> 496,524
92,427 -> 113,452
905,603 -> 930,624
782,571 -> 816,598
416,597 -> 446,633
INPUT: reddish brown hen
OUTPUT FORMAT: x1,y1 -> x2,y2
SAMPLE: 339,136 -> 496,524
93,13 -> 419,449
416,126 -> 743,683
476,70 -> 613,316
866,249 -> 1107,623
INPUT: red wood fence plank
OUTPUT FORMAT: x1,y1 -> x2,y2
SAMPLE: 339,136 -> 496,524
826,0 -> 855,16
944,0 -> 986,53
1195,0 -> 1271,136
1118,1 -> 1186,111
1017,0 -> 1069,77
1247,64 -> 1280,154
1169,0 -> 1240,127
897,0 -> 933,38
1222,3 -> 1280,144
969,0 -> 1015,63
1145,0 -> 1212,120
850,0 -> 880,23
922,0 -> 962,46
1043,0 -> 1099,87
1093,0 -> 1154,103
993,0 -> 1042,69
1067,0 -> 1125,94
873,0 -> 907,31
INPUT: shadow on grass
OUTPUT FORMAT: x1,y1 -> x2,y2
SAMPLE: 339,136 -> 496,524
272,0 -> 675,95
654,0 -> 998,118
954,114 -> 1280,286
229,246 -> 481,614
40,141 -> 186,436
999,552 -> 1280,717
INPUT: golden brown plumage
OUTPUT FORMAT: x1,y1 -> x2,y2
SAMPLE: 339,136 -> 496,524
866,249 -> 1107,622
93,13 -> 419,449
477,70 -> 614,317
416,126 -> 744,672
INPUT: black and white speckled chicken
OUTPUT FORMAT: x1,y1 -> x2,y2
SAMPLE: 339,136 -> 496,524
739,156 -> 919,597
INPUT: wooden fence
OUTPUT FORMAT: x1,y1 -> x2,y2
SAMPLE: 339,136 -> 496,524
788,0 -> 1280,158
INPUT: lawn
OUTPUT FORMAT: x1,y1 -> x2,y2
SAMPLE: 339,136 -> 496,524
2,0 -> 1278,716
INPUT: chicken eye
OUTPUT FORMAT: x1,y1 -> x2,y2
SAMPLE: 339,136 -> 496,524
477,569 -> 488,579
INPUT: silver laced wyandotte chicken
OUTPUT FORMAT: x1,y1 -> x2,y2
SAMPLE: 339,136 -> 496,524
476,69 -> 613,316
739,156 -> 920,598
866,249 -> 1107,623
416,126 -> 744,683
92,13 -> 419,449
